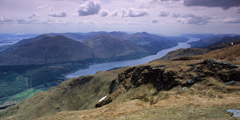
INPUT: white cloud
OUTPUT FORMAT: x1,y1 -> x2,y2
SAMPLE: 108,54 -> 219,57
99,10 -> 109,17
172,13 -> 181,18
78,1 -> 101,16
29,12 -> 38,19
152,18 -> 159,23
37,5 -> 55,11
176,14 -> 211,25
78,20 -> 97,24
111,10 -> 118,17
121,8 -> 149,17
0,16 -> 14,24
107,20 -> 143,25
49,11 -> 67,17
159,11 -> 169,17
17,19 -> 37,24
221,18 -> 240,24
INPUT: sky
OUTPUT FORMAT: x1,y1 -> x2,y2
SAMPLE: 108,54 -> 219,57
0,0 -> 240,35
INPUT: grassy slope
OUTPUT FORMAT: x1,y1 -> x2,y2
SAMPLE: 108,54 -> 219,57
153,48 -> 206,61
0,74 -> 28,103
10,88 -> 49,102
203,44 -> 240,65
0,67 -> 127,120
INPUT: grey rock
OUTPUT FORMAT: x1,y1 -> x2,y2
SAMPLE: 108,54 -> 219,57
227,109 -> 240,118
186,80 -> 194,84
226,81 -> 236,85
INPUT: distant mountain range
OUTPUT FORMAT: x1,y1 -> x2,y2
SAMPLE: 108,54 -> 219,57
0,32 -> 180,66
189,34 -> 240,48
0,33 -> 38,45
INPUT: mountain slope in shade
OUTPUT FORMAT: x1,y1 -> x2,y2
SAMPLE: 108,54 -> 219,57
0,35 -> 93,65
107,31 -> 130,40
83,34 -> 146,58
189,35 -> 240,48
127,32 -> 169,43
58,32 -> 108,42
127,32 -> 178,54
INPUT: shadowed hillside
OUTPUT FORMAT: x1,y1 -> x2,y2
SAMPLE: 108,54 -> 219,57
83,34 -> 146,58
0,35 -> 93,65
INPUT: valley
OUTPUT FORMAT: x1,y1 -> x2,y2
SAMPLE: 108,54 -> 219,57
0,32 -> 185,106
66,37 -> 199,78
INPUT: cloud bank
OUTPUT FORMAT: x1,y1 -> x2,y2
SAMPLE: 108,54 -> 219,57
122,8 -> 149,17
159,11 -> 169,17
78,1 -> 101,16
152,18 -> 159,23
0,16 -> 14,24
99,10 -> 109,17
175,14 -> 211,25
184,0 -> 240,10
49,11 -> 67,17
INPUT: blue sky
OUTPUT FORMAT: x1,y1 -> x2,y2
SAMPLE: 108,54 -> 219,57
0,0 -> 240,35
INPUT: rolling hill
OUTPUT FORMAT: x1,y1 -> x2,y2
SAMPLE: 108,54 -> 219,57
0,35 -> 93,65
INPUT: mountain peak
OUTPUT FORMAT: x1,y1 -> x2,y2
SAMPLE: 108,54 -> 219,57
37,33 -> 55,39
91,34 -> 117,41
0,34 -> 93,65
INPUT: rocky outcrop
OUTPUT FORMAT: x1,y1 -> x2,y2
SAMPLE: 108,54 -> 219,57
0,101 -> 16,110
96,65 -> 179,107
96,59 -> 240,107
187,59 -> 240,83
110,65 -> 178,92
95,97 -> 112,108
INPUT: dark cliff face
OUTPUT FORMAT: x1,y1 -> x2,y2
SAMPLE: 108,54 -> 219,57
0,35 -> 93,65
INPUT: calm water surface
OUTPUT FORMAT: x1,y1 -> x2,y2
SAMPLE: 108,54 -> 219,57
66,38 -> 199,78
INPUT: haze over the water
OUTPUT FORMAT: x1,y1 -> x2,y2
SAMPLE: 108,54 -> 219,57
0,0 -> 240,35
